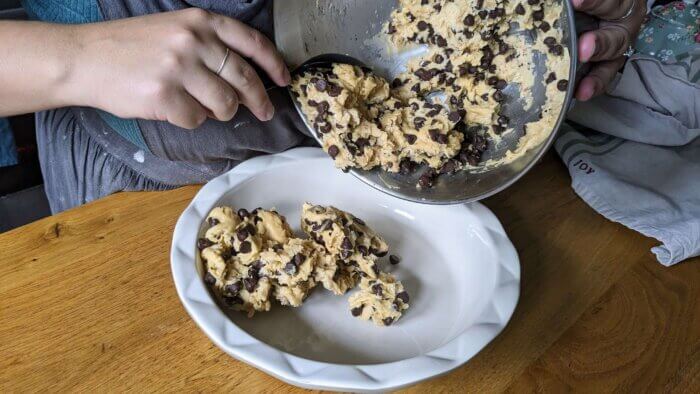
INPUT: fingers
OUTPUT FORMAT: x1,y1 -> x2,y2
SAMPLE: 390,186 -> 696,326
184,67 -> 240,121
209,15 -> 291,87
575,57 -> 625,101
165,89 -> 209,129
579,25 -> 629,62
572,0 -> 635,21
218,50 -> 275,121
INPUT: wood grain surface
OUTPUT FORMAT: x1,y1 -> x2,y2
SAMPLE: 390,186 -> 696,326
1,152 -> 698,392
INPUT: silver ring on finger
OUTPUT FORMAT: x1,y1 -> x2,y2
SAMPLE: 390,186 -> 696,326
610,0 -> 636,22
623,45 -> 636,58
216,47 -> 230,76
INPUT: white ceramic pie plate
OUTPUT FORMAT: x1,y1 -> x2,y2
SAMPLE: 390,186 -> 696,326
170,147 -> 520,392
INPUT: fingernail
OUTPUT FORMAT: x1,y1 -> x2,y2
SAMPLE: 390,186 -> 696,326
264,103 -> 275,121
580,37 -> 595,63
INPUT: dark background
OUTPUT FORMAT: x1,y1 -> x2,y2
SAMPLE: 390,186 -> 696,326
0,0 -> 52,232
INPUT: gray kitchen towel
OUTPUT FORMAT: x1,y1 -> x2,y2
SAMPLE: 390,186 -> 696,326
556,52 -> 700,266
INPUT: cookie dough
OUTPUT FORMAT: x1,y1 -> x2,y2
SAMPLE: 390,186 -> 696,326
348,272 -> 410,326
199,204 -> 410,326
291,0 -> 570,186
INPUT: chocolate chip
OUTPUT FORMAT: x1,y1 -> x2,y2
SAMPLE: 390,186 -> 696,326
487,76 -> 499,86
382,317 -> 394,326
399,158 -> 417,174
515,4 -> 526,14
389,255 -> 401,265
415,68 -> 433,81
396,291 -> 410,303
411,83 -> 421,93
318,123 -> 331,134
351,306 -> 364,316
225,282 -> 242,296
237,208 -> 249,219
458,64 -> 468,76
495,79 -> 507,90
405,134 -> 417,145
321,219 -> 333,231
246,224 -> 256,236
327,83 -> 341,97
478,10 -> 488,19
532,10 -> 544,21
372,284 -> 383,296
314,78 -> 327,92
243,276 -> 258,292
207,217 -> 220,226
341,237 -> 353,250
236,228 -> 248,242
391,78 -> 403,89
239,241 -> 252,254
414,117 -> 426,129
440,159 -> 457,174
528,0 -> 538,4
557,79 -> 569,91
387,23 -> 396,34
436,36 -> 447,47
357,245 -> 369,256
417,20 -> 429,31
418,169 -> 437,189
371,248 -> 388,257
355,138 -> 370,150
294,253 -> 305,266
539,21 -> 551,32
463,14 -> 475,26
550,44 -> 563,56
546,72 -> 556,84
493,90 -> 505,102
437,134 -> 448,144
284,261 -> 297,275
428,129 -> 440,142
328,145 -> 340,159
544,36 -> 557,47
448,111 -> 462,123
204,272 -> 216,285
197,238 -> 214,250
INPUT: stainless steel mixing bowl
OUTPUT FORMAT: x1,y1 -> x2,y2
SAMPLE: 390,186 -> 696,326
274,0 -> 578,204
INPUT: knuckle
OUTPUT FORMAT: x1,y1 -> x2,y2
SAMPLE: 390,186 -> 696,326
148,81 -> 172,104
185,7 -> 210,24
160,52 -> 185,72
247,29 -> 269,51
237,64 -> 259,89
222,93 -> 239,116
171,28 -> 199,50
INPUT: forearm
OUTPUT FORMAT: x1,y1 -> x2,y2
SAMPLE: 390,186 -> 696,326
0,21 -> 83,116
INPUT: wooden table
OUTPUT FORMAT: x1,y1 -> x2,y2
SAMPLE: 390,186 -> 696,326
1,152 -> 699,392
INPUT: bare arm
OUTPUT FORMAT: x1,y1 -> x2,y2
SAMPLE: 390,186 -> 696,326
0,9 -> 291,128
0,21 -> 81,115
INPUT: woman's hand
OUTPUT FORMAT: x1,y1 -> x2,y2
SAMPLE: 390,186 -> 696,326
68,8 -> 291,129
573,0 -> 647,101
